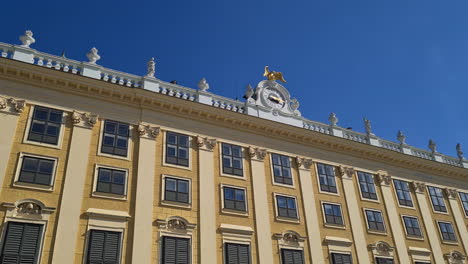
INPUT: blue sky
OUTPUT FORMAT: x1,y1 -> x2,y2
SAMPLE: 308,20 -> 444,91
1,0 -> 467,157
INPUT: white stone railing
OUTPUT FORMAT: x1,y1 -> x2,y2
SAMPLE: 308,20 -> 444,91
100,68 -> 141,88
33,53 -> 82,74
379,139 -> 401,152
342,130 -> 367,143
211,95 -> 245,113
0,42 -> 14,58
1,32 -> 467,169
157,81 -> 197,101
303,120 -> 331,134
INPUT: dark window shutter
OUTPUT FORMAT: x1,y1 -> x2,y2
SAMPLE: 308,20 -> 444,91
162,236 -> 189,264
225,243 -> 250,264
0,222 -> 43,264
87,230 -> 121,264
281,249 -> 304,264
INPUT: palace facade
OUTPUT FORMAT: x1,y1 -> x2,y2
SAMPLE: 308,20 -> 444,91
0,31 -> 467,264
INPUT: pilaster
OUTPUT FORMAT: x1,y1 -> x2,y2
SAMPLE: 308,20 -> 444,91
0,97 -> 24,193
248,146 -> 274,263
296,157 -> 325,264
197,136 -> 217,264
51,112 -> 97,264
338,166 -> 370,264
445,188 -> 468,255
412,181 -> 445,263
131,124 -> 159,263
376,171 -> 411,263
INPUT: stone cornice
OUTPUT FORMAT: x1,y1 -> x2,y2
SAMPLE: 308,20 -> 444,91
1,58 -> 468,181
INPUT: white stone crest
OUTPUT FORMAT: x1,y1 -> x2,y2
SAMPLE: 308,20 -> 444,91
20,30 -> 35,47
138,124 -> 160,138
197,78 -> 209,91
411,181 -> 426,193
338,165 -> 355,179
248,147 -> 267,161
296,156 -> 313,170
71,111 -> 98,128
17,202 -> 41,215
445,250 -> 466,264
376,172 -> 391,186
197,136 -> 216,151
146,57 -> 156,78
86,47 -> 101,64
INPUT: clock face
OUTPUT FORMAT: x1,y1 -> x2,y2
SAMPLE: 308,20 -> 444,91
262,88 -> 285,109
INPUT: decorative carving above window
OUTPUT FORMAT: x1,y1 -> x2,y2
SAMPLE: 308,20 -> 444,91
296,156 -> 313,170
376,172 -> 391,186
197,136 -> 217,151
273,230 -> 305,246
368,241 -> 394,256
411,181 -> 426,193
0,97 -> 26,114
72,110 -> 98,128
17,202 -> 41,215
445,250 -> 466,264
138,123 -> 160,139
248,147 -> 267,161
445,188 -> 458,200
2,199 -> 55,221
338,165 -> 355,179
156,216 -> 196,234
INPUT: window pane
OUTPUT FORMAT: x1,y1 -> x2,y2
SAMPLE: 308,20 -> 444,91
34,108 -> 48,120
22,157 -> 38,171
224,188 -> 234,200
112,172 -> 125,184
167,133 -> 177,144
165,179 -> 176,191
46,124 -> 59,136
277,197 -> 286,208
235,190 -> 245,201
38,160 -> 53,174
31,122 -> 45,133
178,181 -> 188,193
287,198 -> 296,209
103,135 -> 115,146
272,154 -> 281,165
232,146 -> 242,157
117,124 -> 129,136
179,136 -> 189,147
104,121 -> 116,133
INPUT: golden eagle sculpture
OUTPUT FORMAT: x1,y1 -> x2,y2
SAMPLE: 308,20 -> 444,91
263,66 -> 286,83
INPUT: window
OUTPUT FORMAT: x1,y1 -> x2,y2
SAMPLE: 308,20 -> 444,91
223,187 -> 246,212
415,262 -> 431,264
437,221 -> 457,242
27,106 -> 63,145
276,195 -> 298,219
86,230 -> 121,264
375,258 -> 393,264
427,186 -> 447,213
164,177 -> 190,203
101,120 -> 130,157
18,155 -> 55,186
357,171 -> 377,200
323,203 -> 343,226
161,236 -> 190,264
365,209 -> 385,232
222,143 -> 243,176
459,192 -> 468,216
271,154 -> 292,185
166,132 -> 189,167
331,253 -> 352,264
402,216 -> 422,237
96,167 -> 126,195
317,163 -> 337,193
393,179 -> 413,207
0,222 -> 43,264
224,243 -> 250,264
280,249 -> 304,264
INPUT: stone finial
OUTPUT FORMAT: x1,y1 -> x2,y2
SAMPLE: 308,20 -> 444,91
428,139 -> 437,153
364,117 -> 373,135
290,98 -> 299,111
86,47 -> 101,64
19,30 -> 35,47
197,78 -> 209,91
146,57 -> 156,78
397,130 -> 406,145
456,143 -> 464,160
329,112 -> 338,126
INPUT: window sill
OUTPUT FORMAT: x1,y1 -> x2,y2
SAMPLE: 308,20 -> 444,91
221,209 -> 249,217
441,240 -> 458,245
13,182 -> 53,192
272,182 -> 296,189
163,161 -> 192,171
432,210 -> 449,215
23,139 -> 62,150
406,236 -> 424,241
161,200 -> 192,209
92,192 -> 127,201
397,204 -> 416,210
275,217 -> 300,224
324,223 -> 346,229
220,173 -> 246,181
97,151 -> 131,161
367,230 -> 387,236
360,197 -> 380,204
318,190 -> 340,196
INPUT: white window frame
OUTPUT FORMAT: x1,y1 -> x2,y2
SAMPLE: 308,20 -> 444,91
162,130 -> 193,171
391,177 -> 415,210
273,193 -> 300,223
97,119 -> 134,161
92,164 -> 129,200
363,208 -> 387,235
426,185 -> 449,215
374,256 -> 395,263
221,230 -> 252,264
401,215 -> 424,240
23,105 -> 67,150
436,220 -> 458,245
315,162 -> 340,196
329,251 -> 353,264
160,174 -> 192,209
320,201 -> 345,229
220,184 -> 248,216
457,191 -> 468,218
218,142 -> 246,180
13,152 -> 59,191
269,153 -> 295,189
356,170 -> 380,203
157,218 -> 194,264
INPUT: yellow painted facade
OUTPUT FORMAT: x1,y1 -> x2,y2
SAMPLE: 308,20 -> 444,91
0,52 -> 468,264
